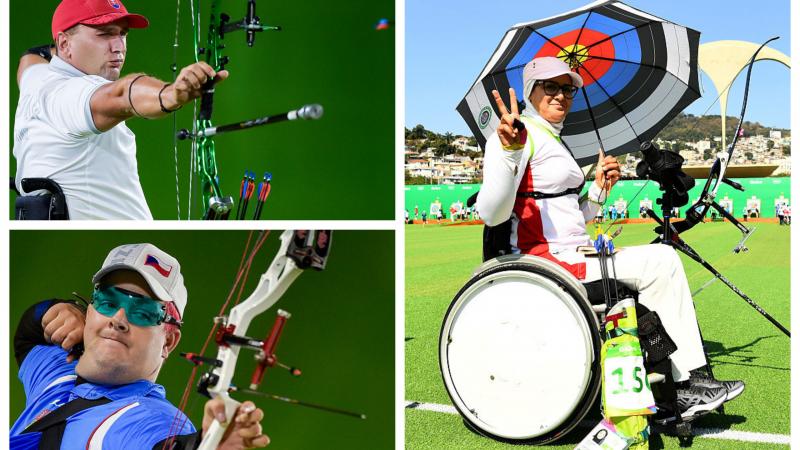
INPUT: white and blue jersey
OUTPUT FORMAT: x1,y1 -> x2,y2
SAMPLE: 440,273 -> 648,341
11,345 -> 196,449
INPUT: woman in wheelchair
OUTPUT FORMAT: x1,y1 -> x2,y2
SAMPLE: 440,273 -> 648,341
475,57 -> 743,418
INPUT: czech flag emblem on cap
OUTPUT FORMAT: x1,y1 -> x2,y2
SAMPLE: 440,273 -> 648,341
145,254 -> 172,277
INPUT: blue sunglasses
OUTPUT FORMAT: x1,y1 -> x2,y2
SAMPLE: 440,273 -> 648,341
91,285 -> 181,327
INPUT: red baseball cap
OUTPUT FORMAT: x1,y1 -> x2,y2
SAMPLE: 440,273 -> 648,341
52,0 -> 149,41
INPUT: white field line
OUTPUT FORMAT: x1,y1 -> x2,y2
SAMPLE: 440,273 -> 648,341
405,400 -> 791,446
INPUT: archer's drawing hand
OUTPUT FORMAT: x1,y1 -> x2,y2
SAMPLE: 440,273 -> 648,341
204,399 -> 270,449
163,61 -> 230,110
42,302 -> 85,363
595,149 -> 621,190
492,88 -> 523,148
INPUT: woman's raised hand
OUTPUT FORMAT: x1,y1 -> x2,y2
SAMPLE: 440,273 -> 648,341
492,88 -> 523,148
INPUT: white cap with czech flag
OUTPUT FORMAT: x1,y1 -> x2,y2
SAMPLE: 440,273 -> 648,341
93,243 -> 188,318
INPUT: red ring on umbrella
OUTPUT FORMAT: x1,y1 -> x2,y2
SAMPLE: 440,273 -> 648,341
534,29 -> 615,87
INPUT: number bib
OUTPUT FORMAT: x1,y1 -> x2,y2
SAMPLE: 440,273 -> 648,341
601,335 -> 656,417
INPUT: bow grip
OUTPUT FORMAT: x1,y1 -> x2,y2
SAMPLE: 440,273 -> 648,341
199,79 -> 216,121
197,392 -> 241,450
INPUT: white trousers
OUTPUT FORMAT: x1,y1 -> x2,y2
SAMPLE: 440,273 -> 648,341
582,244 -> 707,382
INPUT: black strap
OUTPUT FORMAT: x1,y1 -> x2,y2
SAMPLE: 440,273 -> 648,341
24,45 -> 54,62
516,184 -> 583,200
482,219 -> 513,262
23,396 -> 112,449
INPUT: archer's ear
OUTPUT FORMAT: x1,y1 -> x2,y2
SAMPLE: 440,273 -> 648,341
56,32 -> 71,58
162,329 -> 182,359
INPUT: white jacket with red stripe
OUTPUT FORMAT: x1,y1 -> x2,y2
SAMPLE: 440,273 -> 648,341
476,113 -> 607,279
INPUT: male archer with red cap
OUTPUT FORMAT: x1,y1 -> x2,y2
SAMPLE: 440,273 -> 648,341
13,0 -> 228,220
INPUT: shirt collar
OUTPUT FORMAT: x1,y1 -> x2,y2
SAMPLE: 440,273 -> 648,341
49,56 -> 89,77
71,379 -> 167,401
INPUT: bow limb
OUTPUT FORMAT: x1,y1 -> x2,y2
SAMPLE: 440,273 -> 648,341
682,37 -> 778,229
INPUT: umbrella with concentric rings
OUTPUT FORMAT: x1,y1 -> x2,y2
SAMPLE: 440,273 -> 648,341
457,0 -> 701,166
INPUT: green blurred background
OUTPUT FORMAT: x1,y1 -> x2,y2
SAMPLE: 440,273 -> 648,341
9,1 -> 395,219
10,230 -> 395,448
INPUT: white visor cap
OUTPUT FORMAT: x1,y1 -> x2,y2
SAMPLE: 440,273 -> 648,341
522,56 -> 584,100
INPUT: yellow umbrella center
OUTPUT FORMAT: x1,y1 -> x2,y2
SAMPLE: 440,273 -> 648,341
558,44 -> 590,69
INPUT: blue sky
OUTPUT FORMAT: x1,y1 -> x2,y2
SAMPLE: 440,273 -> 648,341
405,0 -> 791,136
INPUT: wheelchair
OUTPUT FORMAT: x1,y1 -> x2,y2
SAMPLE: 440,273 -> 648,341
11,177 -> 69,220
439,254 -> 687,445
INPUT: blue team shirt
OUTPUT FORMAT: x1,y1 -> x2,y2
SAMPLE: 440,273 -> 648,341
11,345 -> 196,449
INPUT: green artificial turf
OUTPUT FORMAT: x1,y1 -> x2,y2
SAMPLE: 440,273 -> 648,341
405,222 -> 790,449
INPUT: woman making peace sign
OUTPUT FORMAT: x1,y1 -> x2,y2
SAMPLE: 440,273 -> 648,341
475,56 -> 743,418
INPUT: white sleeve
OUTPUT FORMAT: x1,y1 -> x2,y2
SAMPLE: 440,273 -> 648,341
475,133 -> 527,226
18,63 -> 49,88
579,181 -> 607,222
40,75 -> 109,137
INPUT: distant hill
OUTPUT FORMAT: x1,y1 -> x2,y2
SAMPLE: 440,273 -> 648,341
656,113 -> 789,142
406,113 -> 789,154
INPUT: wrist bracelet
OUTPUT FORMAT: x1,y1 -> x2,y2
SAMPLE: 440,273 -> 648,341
159,83 -> 181,113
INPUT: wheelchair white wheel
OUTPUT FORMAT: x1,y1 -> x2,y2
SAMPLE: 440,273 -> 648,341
439,256 -> 601,445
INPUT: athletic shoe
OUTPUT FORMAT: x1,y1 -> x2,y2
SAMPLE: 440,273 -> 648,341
689,370 -> 745,402
676,385 -> 726,418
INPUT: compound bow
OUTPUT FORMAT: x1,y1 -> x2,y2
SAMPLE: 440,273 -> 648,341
175,0 -> 323,220
163,230 -> 358,449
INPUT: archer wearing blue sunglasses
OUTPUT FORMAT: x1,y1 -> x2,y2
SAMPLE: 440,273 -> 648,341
11,243 -> 268,449
90,284 -> 182,328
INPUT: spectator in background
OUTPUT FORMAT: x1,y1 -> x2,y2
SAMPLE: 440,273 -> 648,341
421,210 -> 427,224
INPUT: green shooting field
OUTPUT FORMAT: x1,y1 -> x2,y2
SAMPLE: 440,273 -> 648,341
405,222 -> 790,449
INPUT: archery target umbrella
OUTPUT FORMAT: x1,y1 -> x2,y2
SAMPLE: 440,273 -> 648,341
457,0 -> 701,166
